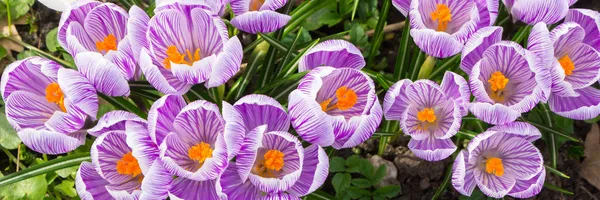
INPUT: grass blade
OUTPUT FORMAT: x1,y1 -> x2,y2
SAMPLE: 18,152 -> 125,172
545,165 -> 570,179
280,39 -> 320,78
512,25 -> 532,45
394,18 -> 411,80
429,55 -> 460,79
409,49 -> 426,80
366,0 -> 392,68
277,27 -> 304,78
255,71 -> 308,94
0,153 -> 90,187
351,0 -> 359,21
227,43 -> 268,100
544,183 -> 574,195
99,94 -> 147,118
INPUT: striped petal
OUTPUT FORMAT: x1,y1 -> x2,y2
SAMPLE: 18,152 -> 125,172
76,162 -> 112,200
139,48 -> 192,95
508,168 -> 546,198
90,131 -> 134,184
548,87 -> 600,120
551,22 -> 585,57
528,23 -> 554,69
408,137 -> 457,161
511,0 -> 569,25
170,55 -> 214,84
18,129 -> 86,155
83,3 -> 128,44
233,94 -> 291,132
392,0 -> 410,16
566,9 -> 600,51
473,167 -> 516,198
288,90 -> 335,147
231,11 -> 291,34
58,0 -> 102,49
127,6 -> 150,62
125,120 -> 159,175
57,68 -> 98,120
497,135 -> 544,180
441,72 -> 471,116
298,40 -> 365,72
5,91 -> 58,131
383,79 -> 412,121
104,46 -> 139,81
461,26 -> 503,74
332,101 -> 382,149
452,150 -> 477,196
140,160 -> 172,200
1,57 -> 55,99
410,29 -> 464,58
169,178 -> 226,200
75,52 -> 130,97
206,36 -> 243,88
220,162 -> 263,199
562,44 -> 600,89
467,102 -> 521,125
148,94 -> 187,146
488,122 -> 542,142
289,145 -> 329,197
88,110 -> 143,137
260,193 -> 300,200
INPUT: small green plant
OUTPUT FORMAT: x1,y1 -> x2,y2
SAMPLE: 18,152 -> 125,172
329,155 -> 401,200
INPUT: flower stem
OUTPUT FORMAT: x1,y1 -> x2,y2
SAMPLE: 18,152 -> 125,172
417,56 -> 436,80
2,36 -> 75,68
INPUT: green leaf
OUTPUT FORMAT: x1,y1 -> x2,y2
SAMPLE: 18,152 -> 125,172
347,186 -> 371,198
359,159 -> 374,178
351,178 -> 372,188
0,0 -> 34,19
366,0 -> 391,68
0,46 -> 7,60
0,153 -> 90,187
332,173 -> 351,196
45,28 -> 60,52
16,50 -> 36,60
370,165 -> 387,184
55,165 -> 79,178
393,18 -> 411,80
459,189 -> 485,200
330,157 -> 346,172
0,112 -> 20,149
374,185 -> 401,198
0,174 -> 46,199
345,155 -> 362,173
54,180 -> 77,197
306,190 -> 336,200
349,22 -> 368,48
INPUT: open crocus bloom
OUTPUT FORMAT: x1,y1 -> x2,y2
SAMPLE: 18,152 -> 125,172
288,67 -> 382,149
566,9 -> 600,52
464,29 -> 551,125
130,1 -> 243,95
0,57 -> 97,154
221,125 -> 329,199
230,0 -> 291,34
77,114 -> 171,199
298,40 -> 366,72
156,0 -> 227,16
383,72 -> 470,161
223,94 -> 290,159
452,122 -> 545,198
502,0 -> 577,25
393,0 -> 498,58
59,0 -> 140,96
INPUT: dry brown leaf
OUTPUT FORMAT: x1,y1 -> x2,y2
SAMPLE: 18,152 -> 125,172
0,16 -> 29,52
580,124 -> 600,190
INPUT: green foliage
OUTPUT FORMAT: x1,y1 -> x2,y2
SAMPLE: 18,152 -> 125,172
16,49 -> 36,59
0,174 -> 47,199
0,46 -> 7,60
329,156 -> 401,200
0,110 -> 20,150
0,0 -> 34,20
54,180 -> 77,197
45,28 -> 60,52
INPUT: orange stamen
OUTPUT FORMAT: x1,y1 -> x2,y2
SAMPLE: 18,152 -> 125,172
188,142 -> 214,164
417,108 -> 436,123
163,45 -> 201,69
116,152 -> 142,178
430,4 -> 452,32
485,157 -> 504,177
263,149 -> 285,171
96,34 -> 118,53
559,55 -> 575,76
45,82 -> 66,112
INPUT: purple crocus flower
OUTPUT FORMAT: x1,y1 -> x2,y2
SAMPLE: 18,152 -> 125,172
221,125 -> 329,199
0,57 -> 97,154
383,72 -> 470,161
452,122 -> 545,198
298,39 -> 365,72
223,94 -> 290,159
288,67 -> 382,149
502,0 -> 577,25
128,1 -> 243,95
566,9 -> 600,52
392,0 -> 499,58
461,27 -> 551,125
156,0 -> 228,16
59,0 -> 140,97
230,0 -> 291,34
76,116 -> 171,199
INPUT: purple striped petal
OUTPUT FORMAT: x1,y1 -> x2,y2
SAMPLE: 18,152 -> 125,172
18,129 -> 86,155
408,137 -> 457,161
261,0 -> 287,11
1,57 -> 55,99
90,131 -> 134,184
441,72 -> 470,116
528,23 -> 554,69
452,150 -> 477,196
231,11 -> 291,34
236,125 -> 267,182
5,91 -> 58,131
127,6 -> 150,62
222,102 -> 246,159
83,3 -> 128,44
147,10 -> 192,67
562,44 -> 600,89
289,145 -> 329,196
383,79 -> 412,121
392,0 -> 410,16
551,22 -> 585,57
288,90 -> 335,147
206,36 -> 243,88
125,120 -> 159,175
233,94 -> 291,132
332,101 -> 382,149
105,179 -> 141,200
298,40 -> 365,72
467,102 -> 521,125
65,24 -> 95,56
140,160 -> 172,200
473,167 -> 516,198
461,26 -> 503,74
410,29 -> 464,58
139,48 -> 192,95
173,100 -> 224,145
550,59 -> 579,97
221,162 -> 263,199
170,55 -> 214,84
104,46 -> 139,81
148,94 -> 187,146
548,87 -> 600,120
230,0 -> 251,15
508,168 -> 546,198
511,0 -> 569,25
76,162 -> 112,200
497,135 -> 544,180
89,110 -> 143,137
405,80 -> 446,109
488,122 -> 542,142
169,178 -> 226,200
58,0 -> 102,49
261,193 -> 300,200
75,52 -> 131,97
57,68 -> 98,120
476,0 -> 499,27
566,9 -> 600,51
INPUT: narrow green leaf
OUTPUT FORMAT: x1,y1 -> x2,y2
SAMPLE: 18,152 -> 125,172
366,0 -> 391,68
394,18 -> 411,80
545,165 -> 570,179
280,39 -> 320,78
277,27 -> 304,78
98,94 -> 147,118
512,26 -> 532,44
0,153 -> 90,187
429,55 -> 460,79
525,120 -> 580,143
409,49 -> 426,81
131,89 -> 161,101
258,2 -> 293,88
257,33 -> 293,55
2,35 -> 74,68
255,71 -> 308,94
540,104 -> 558,168
544,183 -> 574,195
372,132 -> 397,137
306,190 -> 336,200
351,0 -> 359,20
228,43 -> 268,100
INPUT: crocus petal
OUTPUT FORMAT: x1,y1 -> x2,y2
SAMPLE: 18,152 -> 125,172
548,87 -> 600,120
222,102 -> 246,159
298,39 -> 366,72
383,79 -> 412,121
139,48 -> 192,95
168,178 -> 226,200
172,100 -> 224,144
206,36 -> 243,88
58,0 -> 102,49
125,120 -> 159,175
5,91 -> 58,130
452,150 -> 477,196
498,136 -> 544,180
220,162 -> 263,199
88,110 -> 143,137
105,179 -> 141,200
235,125 -> 267,182
148,94 -> 187,146
473,167 -> 516,198
476,0 -> 499,27
511,0 -> 569,24
508,168 -> 546,198
333,102 -> 382,149
261,193 -> 301,200
289,145 -> 329,196
65,25 -> 95,56
57,68 -> 98,120
288,90 -> 335,147
75,52 -> 130,96
551,22 -> 585,57
231,11 -> 291,34
90,131 -> 133,184
410,29 -> 464,58
392,0 -> 410,16
45,102 -> 87,134
468,102 -> 521,125
261,0 -> 287,11
563,44 -> 600,89
104,48 -> 138,81
170,55 -> 214,84
76,162 -> 112,200
84,3 -> 128,43
441,72 -> 471,116
127,6 -> 150,62
147,9 -> 192,67
461,26 -> 503,74
408,137 -> 457,161
18,129 -> 86,155
0,57 -> 55,99
233,94 -> 291,132
488,122 -> 542,142
140,160 -> 172,200
566,9 -> 600,51
528,23 -> 554,69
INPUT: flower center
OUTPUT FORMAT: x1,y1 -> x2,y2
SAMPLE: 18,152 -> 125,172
163,45 -> 201,70
263,149 -> 285,171
250,0 -> 265,11
430,4 -> 452,32
116,152 -> 142,178
96,34 -> 118,53
45,82 -> 66,112
417,108 -> 436,123
320,86 -> 358,112
188,142 -> 213,164
485,157 -> 504,177
559,55 -> 575,76
488,71 -> 509,92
